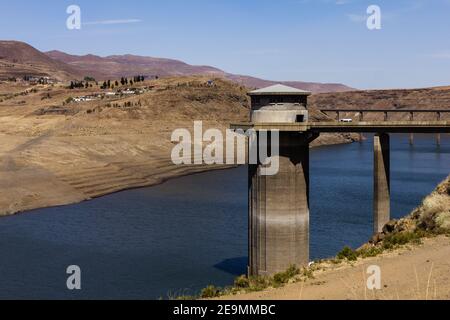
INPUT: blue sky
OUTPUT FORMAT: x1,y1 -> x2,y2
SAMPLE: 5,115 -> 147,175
1,0 -> 450,89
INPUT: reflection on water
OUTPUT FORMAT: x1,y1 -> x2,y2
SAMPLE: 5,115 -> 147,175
0,134 -> 449,299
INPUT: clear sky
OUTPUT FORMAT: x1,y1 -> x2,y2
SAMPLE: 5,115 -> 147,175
1,0 -> 450,89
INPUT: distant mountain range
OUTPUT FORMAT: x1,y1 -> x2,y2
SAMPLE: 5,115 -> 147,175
0,40 -> 354,93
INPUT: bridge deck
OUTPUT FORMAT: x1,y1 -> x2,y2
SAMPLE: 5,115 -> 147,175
319,109 -> 450,113
231,121 -> 450,133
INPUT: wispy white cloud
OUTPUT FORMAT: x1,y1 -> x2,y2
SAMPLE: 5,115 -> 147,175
295,0 -> 351,4
347,13 -> 366,23
236,49 -> 282,56
430,51 -> 450,59
83,19 -> 142,26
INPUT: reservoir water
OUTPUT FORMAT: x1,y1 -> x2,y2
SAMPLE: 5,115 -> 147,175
0,134 -> 449,299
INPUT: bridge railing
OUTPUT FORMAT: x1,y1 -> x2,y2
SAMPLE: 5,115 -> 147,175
319,109 -> 450,122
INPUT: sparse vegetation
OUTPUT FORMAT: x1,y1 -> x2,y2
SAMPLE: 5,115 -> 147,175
272,265 -> 300,286
332,175 -> 450,261
233,275 -> 250,289
337,246 -> 358,261
170,264 -> 310,300
200,285 -> 221,298
65,97 -> 73,104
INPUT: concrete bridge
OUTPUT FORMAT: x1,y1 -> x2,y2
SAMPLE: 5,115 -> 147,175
231,85 -> 450,276
320,109 -> 450,145
319,109 -> 450,122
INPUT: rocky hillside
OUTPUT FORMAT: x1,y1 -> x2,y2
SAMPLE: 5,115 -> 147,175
0,41 -> 81,81
368,175 -> 450,249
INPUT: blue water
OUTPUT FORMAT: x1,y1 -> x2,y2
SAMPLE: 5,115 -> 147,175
0,134 -> 449,299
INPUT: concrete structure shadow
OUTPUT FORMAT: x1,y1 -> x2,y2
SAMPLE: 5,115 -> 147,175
213,257 -> 248,276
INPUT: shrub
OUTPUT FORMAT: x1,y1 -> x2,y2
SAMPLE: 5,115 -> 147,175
272,265 -> 300,286
301,268 -> 315,279
337,246 -> 358,261
382,231 -> 422,250
436,212 -> 450,231
234,275 -> 250,289
247,276 -> 271,292
200,285 -> 221,298
358,246 -> 383,258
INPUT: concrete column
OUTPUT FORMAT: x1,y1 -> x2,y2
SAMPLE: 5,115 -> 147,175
437,112 -> 441,146
409,113 -> 414,146
374,133 -> 390,234
249,132 -> 315,276
359,112 -> 364,141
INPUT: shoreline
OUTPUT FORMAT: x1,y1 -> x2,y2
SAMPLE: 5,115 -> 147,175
1,162 -> 236,217
0,136 -> 357,217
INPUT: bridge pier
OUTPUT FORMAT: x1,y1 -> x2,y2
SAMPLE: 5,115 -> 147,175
437,112 -> 442,146
374,133 -> 391,234
359,112 -> 364,141
409,112 -> 414,145
249,132 -> 318,276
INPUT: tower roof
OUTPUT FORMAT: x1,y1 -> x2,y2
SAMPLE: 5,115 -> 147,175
248,84 -> 311,96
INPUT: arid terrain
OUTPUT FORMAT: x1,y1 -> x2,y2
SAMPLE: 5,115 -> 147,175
0,75 -> 357,216
222,236 -> 450,300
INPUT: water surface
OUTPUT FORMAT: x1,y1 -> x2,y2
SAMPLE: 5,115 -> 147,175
0,134 -> 449,299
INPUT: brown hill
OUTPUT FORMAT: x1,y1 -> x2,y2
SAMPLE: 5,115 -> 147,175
228,74 -> 354,94
45,50 -> 354,93
0,41 -> 81,81
46,50 -> 225,80
0,40 -> 354,93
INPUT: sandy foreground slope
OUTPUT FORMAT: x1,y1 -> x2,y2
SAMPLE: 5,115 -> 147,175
0,76 -> 357,216
221,236 -> 450,300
